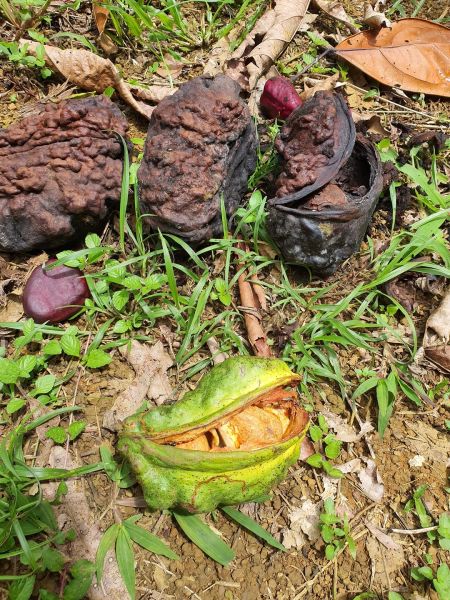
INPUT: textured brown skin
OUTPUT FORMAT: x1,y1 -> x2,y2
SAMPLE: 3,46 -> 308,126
274,91 -> 355,202
0,96 -> 128,253
23,259 -> 90,323
138,75 -> 257,242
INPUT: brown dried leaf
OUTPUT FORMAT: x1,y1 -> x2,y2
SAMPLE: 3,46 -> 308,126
225,0 -> 311,90
299,72 -> 339,100
312,0 -> 358,33
363,1 -> 391,28
102,340 -> 173,431
424,287 -> 450,342
358,458 -> 384,502
321,409 -> 374,442
420,287 -> 450,373
238,268 -> 272,357
98,32 -> 118,56
335,19 -> 450,97
0,294 -> 23,323
424,346 -> 450,374
156,54 -> 184,79
19,40 -> 171,119
93,2 -> 109,35
365,520 -> 401,550
44,447 -> 127,600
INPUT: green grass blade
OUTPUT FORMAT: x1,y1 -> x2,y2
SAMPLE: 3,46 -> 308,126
96,523 -> 120,584
118,134 -> 131,253
123,519 -> 179,560
221,506 -> 286,551
172,511 -> 235,566
116,526 -> 135,600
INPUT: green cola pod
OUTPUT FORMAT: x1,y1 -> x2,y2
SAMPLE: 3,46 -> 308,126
118,356 -> 309,513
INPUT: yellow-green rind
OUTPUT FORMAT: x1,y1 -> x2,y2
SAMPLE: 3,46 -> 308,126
131,356 -> 299,439
117,433 -> 305,513
118,356 -> 307,513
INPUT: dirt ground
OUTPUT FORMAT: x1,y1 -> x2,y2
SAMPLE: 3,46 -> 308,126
1,1 -> 449,600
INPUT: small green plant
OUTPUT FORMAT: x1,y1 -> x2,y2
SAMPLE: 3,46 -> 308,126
411,563 -> 450,600
319,498 -> 356,560
0,407 -> 101,597
306,414 -> 343,479
0,38 -> 51,78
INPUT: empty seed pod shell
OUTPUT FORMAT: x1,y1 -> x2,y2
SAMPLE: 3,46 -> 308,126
137,75 -> 257,243
274,91 -> 355,202
118,357 -> 309,513
268,135 -> 383,275
23,259 -> 90,323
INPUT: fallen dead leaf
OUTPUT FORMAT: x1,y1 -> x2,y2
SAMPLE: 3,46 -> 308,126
335,19 -> 450,97
299,72 -> 339,100
225,0 -> 311,90
358,458 -> 384,502
352,112 -> 390,136
366,536 -> 405,587
44,447 -> 127,600
299,437 -> 315,461
321,409 -> 374,442
93,1 -> 109,35
19,40 -> 173,119
420,287 -> 450,373
365,520 -> 401,550
102,340 -> 173,431
287,499 -> 321,543
0,294 -> 23,323
206,337 -> 229,365
362,1 -> 391,28
424,287 -> 450,342
312,0 -> 358,34
156,54 -> 184,79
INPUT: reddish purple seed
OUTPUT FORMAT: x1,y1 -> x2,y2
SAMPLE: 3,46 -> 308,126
22,259 -> 90,323
260,76 -> 302,120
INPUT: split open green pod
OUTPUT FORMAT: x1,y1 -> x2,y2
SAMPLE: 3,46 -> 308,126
118,357 -> 309,513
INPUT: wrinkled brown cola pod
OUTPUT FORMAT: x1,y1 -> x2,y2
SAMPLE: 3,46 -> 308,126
268,91 -> 383,276
138,75 -> 257,243
0,96 -> 128,253
274,91 -> 356,202
23,259 -> 90,323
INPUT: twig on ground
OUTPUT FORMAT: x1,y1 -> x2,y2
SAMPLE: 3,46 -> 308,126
237,241 -> 272,357
390,525 -> 438,535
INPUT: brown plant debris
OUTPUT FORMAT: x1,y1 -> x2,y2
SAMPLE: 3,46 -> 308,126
19,40 -> 173,119
102,340 -> 173,431
335,19 -> 450,97
224,0 -> 311,91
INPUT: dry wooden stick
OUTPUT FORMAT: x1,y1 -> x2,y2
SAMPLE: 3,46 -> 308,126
237,241 -> 272,357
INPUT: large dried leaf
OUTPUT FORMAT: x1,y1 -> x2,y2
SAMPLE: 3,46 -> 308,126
421,287 -> 450,373
19,40 -> 173,119
225,0 -> 311,90
102,341 -> 173,431
44,447 -> 127,600
335,19 -> 450,97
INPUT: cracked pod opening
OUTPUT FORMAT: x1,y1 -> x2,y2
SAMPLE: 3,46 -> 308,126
158,385 -> 306,452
